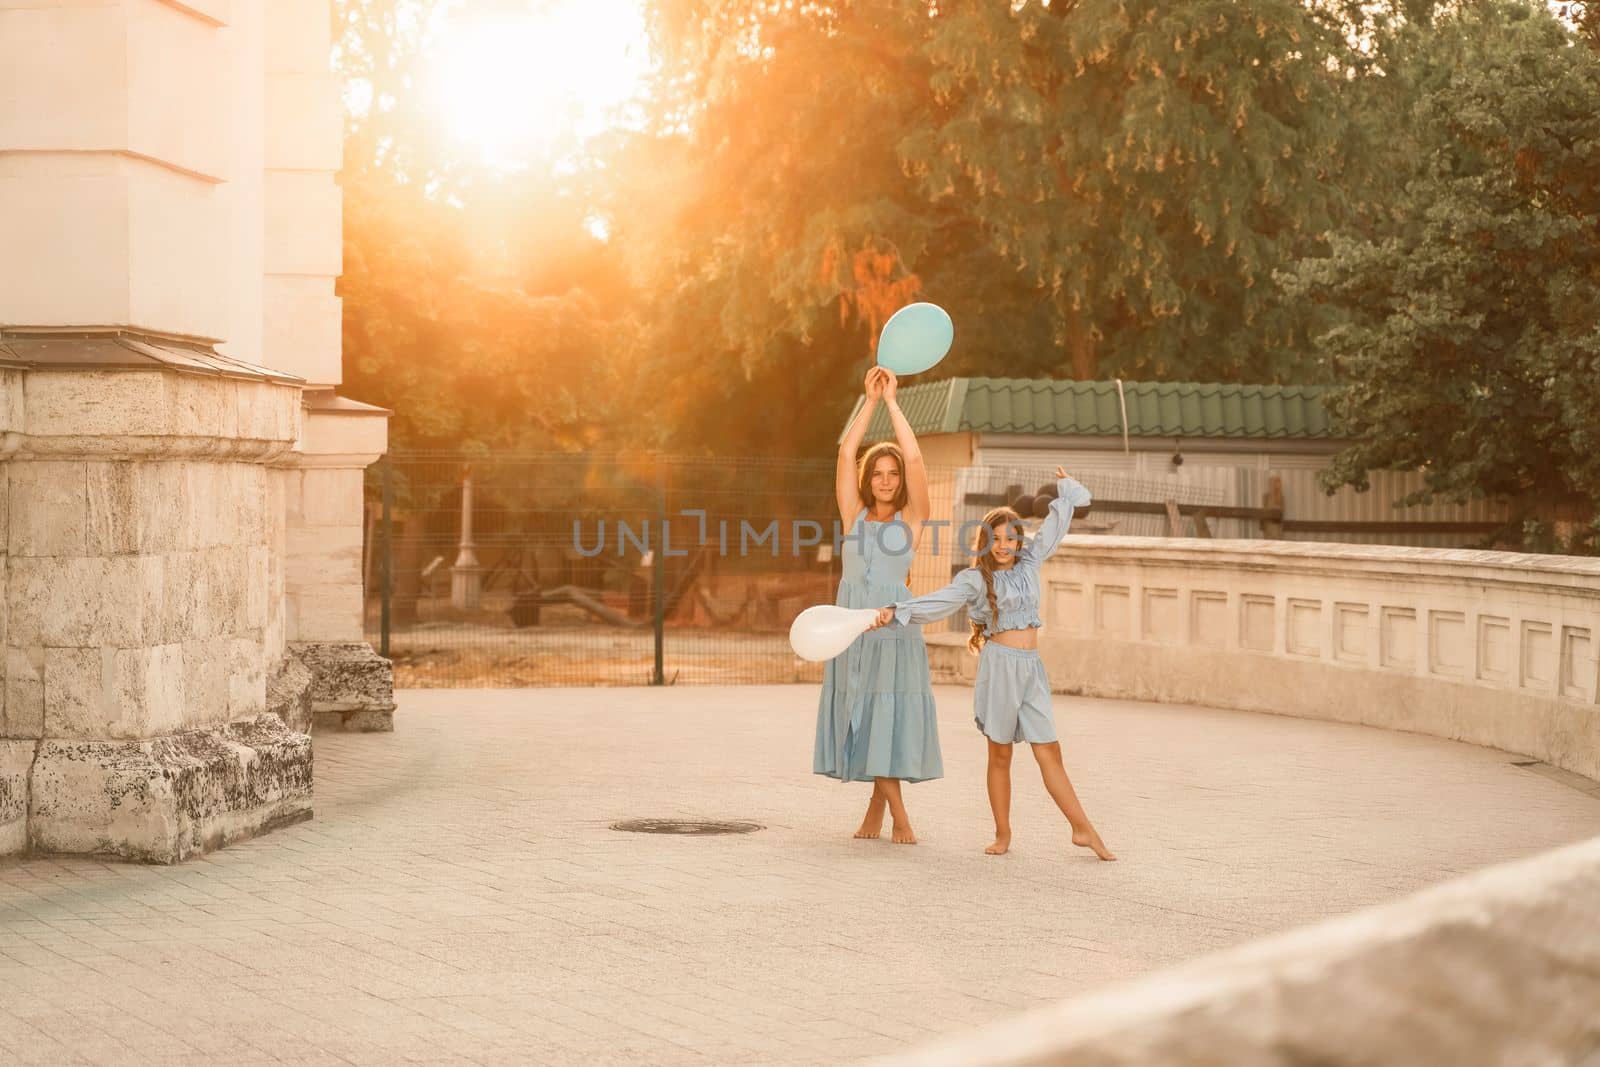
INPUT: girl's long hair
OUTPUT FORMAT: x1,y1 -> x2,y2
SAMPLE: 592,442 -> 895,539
968,506 -> 1023,655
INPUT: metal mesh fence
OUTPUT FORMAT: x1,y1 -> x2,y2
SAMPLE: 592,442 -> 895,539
362,452 -> 1233,687
364,452 -> 841,687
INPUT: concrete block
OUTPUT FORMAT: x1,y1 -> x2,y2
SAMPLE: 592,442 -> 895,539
10,557 -> 100,646
0,372 -> 22,437
293,641 -> 394,730
285,524 -> 363,588
298,406 -> 388,460
4,647 -> 45,740
246,544 -> 270,630
298,468 -> 363,527
86,461 -> 139,555
181,637 -> 230,727
108,643 -> 187,739
167,373 -> 225,439
135,461 -> 191,553
237,378 -> 300,442
26,370 -> 171,438
43,646 -> 111,739
9,461 -> 88,557
165,548 -> 246,643
28,715 -> 312,863
290,585 -> 363,644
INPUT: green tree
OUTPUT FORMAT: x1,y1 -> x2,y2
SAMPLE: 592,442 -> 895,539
334,0 -> 639,453
340,168 -> 638,452
609,1 -> 1062,457
906,0 -> 1364,381
1285,1 -> 1600,550
615,0 -> 1377,461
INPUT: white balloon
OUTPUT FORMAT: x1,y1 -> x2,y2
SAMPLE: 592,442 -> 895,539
788,605 -> 882,662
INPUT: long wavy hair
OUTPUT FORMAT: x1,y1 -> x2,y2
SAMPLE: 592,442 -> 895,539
968,506 -> 1024,655
856,442 -> 909,513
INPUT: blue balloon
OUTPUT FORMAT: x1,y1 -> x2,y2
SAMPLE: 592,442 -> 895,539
876,302 -> 953,376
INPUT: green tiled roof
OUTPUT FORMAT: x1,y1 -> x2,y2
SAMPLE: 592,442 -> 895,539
848,378 -> 1334,442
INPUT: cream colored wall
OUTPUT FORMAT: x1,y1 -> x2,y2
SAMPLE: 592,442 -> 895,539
262,0 -> 343,386
0,1 -> 230,338
0,0 -> 343,386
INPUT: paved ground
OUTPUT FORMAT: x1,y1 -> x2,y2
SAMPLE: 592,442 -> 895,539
2,686 -> 1598,1066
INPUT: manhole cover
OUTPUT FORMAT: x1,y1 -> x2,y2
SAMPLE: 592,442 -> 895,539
611,819 -> 763,836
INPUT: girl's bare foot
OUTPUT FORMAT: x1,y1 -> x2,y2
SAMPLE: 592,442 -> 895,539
1072,827 -> 1116,861
891,820 -> 917,844
984,834 -> 1010,855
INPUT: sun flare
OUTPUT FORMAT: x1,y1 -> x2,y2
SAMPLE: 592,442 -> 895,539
425,1 -> 650,169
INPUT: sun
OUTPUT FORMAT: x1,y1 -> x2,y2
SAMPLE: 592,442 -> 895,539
425,1 -> 650,169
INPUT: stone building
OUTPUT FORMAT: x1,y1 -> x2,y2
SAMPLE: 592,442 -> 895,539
0,0 -> 390,862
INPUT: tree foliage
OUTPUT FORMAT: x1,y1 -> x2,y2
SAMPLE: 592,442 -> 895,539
334,0 -> 1600,532
1285,1 -> 1600,548
335,0 -> 639,453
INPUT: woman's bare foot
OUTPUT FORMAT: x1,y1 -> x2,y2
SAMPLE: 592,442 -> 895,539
984,834 -> 1011,855
854,795 -> 887,839
1072,826 -> 1116,861
891,820 -> 917,844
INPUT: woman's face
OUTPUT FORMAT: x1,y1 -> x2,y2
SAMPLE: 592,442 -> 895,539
990,520 -> 1023,565
870,456 -> 902,503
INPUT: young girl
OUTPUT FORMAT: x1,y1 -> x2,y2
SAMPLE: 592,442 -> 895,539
813,366 -> 942,845
869,467 -> 1115,860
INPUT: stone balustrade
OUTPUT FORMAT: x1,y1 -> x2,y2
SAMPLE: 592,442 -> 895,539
929,537 -> 1600,781
915,536 -> 1600,1065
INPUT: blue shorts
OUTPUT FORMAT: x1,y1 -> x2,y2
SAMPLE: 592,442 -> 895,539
974,642 -> 1058,745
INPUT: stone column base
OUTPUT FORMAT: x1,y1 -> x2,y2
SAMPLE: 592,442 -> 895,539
25,715 -> 312,864
293,642 -> 396,732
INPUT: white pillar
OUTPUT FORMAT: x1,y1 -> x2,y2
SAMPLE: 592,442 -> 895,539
451,468 -> 483,611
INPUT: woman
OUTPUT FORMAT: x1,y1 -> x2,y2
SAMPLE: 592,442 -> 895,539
813,366 -> 942,844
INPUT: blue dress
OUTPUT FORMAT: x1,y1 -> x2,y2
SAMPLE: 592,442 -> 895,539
812,509 -> 943,783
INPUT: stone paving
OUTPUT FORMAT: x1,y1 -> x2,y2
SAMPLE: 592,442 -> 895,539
2,686 -> 1598,1066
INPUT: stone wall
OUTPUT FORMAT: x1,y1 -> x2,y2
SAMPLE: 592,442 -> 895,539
929,538 -> 1600,781
0,362 -> 316,861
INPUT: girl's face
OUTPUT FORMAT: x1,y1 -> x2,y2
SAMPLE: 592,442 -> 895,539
990,520 -> 1022,566
870,456 -> 902,503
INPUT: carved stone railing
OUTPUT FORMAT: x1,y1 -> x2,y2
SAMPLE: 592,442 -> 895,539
928,538 -> 1600,781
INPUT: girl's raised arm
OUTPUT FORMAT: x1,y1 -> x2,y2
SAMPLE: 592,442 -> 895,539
1020,467 -> 1092,569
